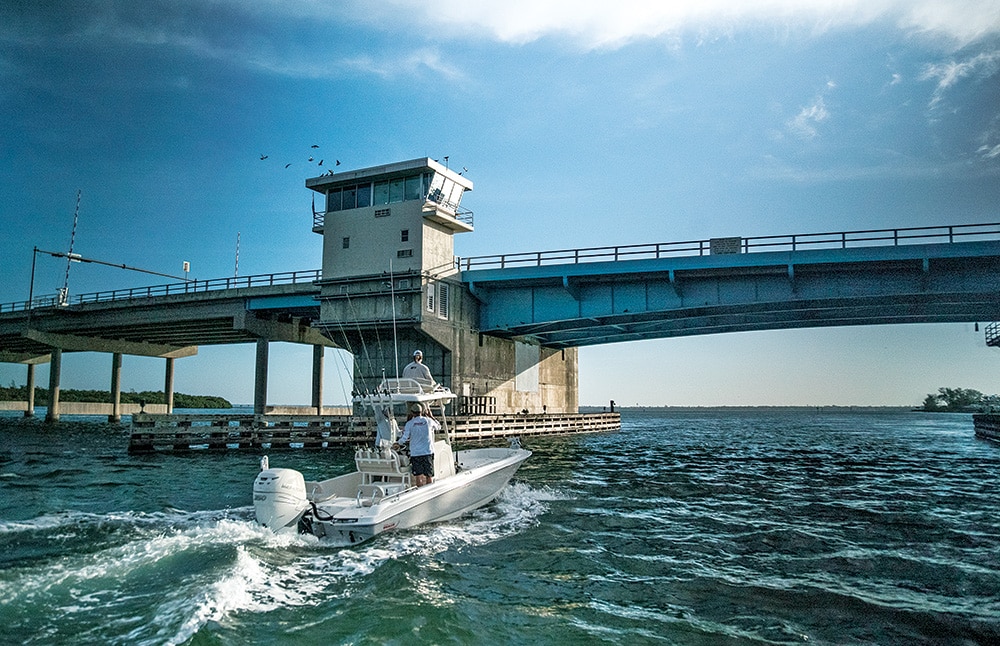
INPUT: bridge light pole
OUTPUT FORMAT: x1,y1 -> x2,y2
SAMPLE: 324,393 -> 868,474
26,248 -> 191,310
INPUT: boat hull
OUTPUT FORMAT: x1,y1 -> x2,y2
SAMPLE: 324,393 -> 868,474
308,448 -> 530,543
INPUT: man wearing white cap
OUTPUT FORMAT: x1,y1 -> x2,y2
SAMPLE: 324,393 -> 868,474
402,349 -> 434,385
395,403 -> 440,486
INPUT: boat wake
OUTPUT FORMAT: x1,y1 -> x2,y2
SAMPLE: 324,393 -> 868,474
0,482 -> 550,645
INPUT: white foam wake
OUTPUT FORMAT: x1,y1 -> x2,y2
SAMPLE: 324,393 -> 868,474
1,483 -> 554,645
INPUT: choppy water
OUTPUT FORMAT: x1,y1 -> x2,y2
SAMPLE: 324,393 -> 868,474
1,408 -> 998,645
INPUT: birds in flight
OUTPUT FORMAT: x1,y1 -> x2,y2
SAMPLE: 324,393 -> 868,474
260,145 -> 341,175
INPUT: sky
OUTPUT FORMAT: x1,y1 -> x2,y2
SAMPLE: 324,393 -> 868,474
1,0 -> 1000,407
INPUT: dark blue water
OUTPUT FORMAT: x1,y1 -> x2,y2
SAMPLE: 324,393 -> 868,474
1,408 -> 998,644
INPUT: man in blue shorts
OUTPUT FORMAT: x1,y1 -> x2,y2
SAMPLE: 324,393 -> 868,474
395,403 -> 440,486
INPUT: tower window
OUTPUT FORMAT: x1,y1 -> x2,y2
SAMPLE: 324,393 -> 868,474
397,249 -> 412,258
356,183 -> 371,208
342,237 -> 350,249
401,229 -> 409,242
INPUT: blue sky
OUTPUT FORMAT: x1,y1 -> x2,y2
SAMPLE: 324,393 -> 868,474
2,1 -> 999,406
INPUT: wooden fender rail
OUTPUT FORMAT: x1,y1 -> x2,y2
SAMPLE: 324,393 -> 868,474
128,412 -> 621,452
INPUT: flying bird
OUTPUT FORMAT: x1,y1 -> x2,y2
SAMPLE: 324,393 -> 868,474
308,156 -> 314,162
260,154 -> 268,160
311,144 -> 319,148
335,160 -> 341,166
318,159 -> 323,166
285,163 -> 292,168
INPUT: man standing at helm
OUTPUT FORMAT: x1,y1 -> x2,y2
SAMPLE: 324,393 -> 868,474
402,349 -> 434,385
395,403 -> 440,486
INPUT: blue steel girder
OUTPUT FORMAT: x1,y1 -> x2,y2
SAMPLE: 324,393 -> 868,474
462,240 -> 1000,349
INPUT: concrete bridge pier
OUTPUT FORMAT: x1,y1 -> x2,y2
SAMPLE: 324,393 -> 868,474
24,362 -> 36,418
109,352 -> 122,423
164,357 -> 175,414
45,348 -> 62,423
312,345 -> 324,414
250,342 -> 329,415
254,339 -> 268,415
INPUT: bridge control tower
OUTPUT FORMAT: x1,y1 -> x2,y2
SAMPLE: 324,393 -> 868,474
306,158 -> 578,414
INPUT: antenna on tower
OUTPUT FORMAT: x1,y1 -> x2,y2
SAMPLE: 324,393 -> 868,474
234,231 -> 241,277
60,190 -> 82,305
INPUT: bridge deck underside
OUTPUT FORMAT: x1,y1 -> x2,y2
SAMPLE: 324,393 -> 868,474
467,250 -> 1000,348
0,290 -> 323,360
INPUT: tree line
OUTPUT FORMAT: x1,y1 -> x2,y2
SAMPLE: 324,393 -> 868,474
921,387 -> 1000,412
0,384 -> 232,409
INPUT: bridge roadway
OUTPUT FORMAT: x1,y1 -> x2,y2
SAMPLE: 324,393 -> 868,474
0,270 -> 329,363
2,221 -> 999,374
459,223 -> 1000,348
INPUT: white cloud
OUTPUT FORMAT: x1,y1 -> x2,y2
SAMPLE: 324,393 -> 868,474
920,49 -> 1000,108
342,49 -> 466,82
787,97 -> 830,139
351,0 -> 1000,49
786,80 -> 836,139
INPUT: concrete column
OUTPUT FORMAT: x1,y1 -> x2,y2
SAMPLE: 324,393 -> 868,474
25,363 -> 36,418
45,348 -> 62,423
254,339 -> 269,415
164,357 -> 175,414
311,345 -> 324,414
109,352 -> 123,423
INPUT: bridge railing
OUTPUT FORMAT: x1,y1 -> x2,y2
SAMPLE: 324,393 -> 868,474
0,269 -> 322,313
456,222 -> 1000,270
986,322 -> 1000,348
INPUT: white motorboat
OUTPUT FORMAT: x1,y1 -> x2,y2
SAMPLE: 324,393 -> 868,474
253,377 -> 531,543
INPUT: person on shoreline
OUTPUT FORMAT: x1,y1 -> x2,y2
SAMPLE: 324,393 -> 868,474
394,403 -> 439,486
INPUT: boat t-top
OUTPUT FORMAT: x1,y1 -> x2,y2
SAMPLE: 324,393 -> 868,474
253,377 -> 531,543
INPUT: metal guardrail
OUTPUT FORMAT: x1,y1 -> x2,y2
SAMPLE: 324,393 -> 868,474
986,322 -> 1000,347
455,222 -> 1000,271
1,269 -> 322,314
5,222 -> 999,313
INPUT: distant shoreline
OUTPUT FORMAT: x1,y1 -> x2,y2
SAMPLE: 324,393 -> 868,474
580,405 -> 923,412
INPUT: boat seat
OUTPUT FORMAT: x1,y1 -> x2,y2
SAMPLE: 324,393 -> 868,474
356,483 -> 406,507
355,448 -> 411,476
305,480 -> 339,503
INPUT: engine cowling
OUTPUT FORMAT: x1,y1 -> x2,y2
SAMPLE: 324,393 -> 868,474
253,467 -> 308,531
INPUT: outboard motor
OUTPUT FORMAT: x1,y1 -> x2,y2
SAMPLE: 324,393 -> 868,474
253,467 -> 308,531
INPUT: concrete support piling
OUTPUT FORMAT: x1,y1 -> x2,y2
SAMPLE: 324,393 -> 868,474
164,357 -> 175,414
311,345 -> 324,414
109,352 -> 123,423
45,348 -> 62,423
254,339 -> 269,415
24,363 -> 36,418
